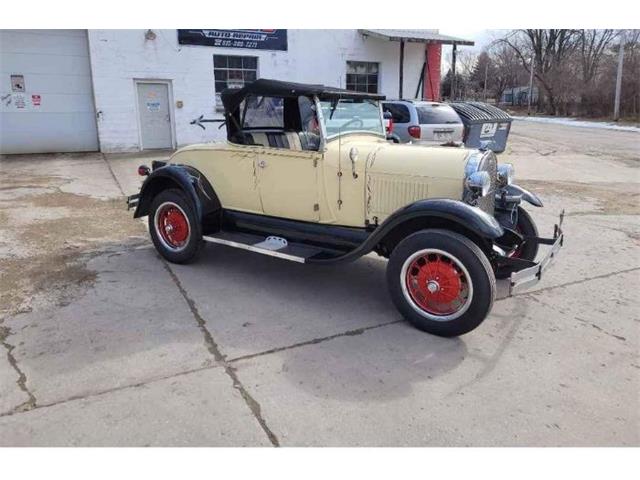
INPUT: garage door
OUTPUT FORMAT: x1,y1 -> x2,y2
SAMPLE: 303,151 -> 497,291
0,30 -> 99,154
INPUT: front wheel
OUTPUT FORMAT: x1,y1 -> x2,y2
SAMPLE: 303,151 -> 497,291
386,229 -> 496,337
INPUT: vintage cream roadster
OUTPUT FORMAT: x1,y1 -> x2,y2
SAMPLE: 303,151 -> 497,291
128,79 -> 564,337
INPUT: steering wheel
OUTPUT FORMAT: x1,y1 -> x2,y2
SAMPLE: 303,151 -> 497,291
339,117 -> 364,130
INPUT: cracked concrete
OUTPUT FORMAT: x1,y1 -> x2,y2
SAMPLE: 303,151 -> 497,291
0,326 -> 36,413
162,259 -> 280,447
0,120 -> 638,446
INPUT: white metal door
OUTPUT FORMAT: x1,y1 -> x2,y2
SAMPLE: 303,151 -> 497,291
136,82 -> 173,150
0,29 -> 99,154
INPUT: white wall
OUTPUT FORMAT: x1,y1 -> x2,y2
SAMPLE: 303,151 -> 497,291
88,29 -> 426,152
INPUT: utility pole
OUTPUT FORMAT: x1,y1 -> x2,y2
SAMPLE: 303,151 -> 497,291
614,30 -> 626,121
451,43 -> 457,100
527,56 -> 535,115
483,59 -> 489,101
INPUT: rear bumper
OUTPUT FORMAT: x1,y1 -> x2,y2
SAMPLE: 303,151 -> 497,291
508,211 -> 565,295
126,193 -> 140,211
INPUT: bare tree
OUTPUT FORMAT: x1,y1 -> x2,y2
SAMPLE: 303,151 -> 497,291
487,44 -> 524,106
580,29 -> 617,85
501,29 -> 581,114
489,29 -> 639,119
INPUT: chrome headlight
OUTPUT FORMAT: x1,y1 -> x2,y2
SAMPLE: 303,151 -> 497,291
497,163 -> 514,187
465,171 -> 491,197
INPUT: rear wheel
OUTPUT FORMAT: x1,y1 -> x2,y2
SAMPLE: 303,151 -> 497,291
149,189 -> 203,264
386,229 -> 496,337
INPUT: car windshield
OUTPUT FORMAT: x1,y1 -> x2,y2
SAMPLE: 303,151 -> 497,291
416,104 -> 462,124
320,99 -> 384,138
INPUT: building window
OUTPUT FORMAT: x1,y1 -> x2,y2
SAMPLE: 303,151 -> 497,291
213,55 -> 258,109
346,61 -> 379,93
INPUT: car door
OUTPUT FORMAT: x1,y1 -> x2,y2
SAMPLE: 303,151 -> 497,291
256,145 -> 321,222
179,143 -> 264,214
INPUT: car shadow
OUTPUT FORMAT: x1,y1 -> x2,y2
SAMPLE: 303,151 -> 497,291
191,245 -> 470,402
275,325 -> 468,402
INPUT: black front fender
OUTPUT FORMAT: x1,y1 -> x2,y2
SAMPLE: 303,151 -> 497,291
380,198 -> 504,239
308,199 -> 503,265
506,184 -> 543,207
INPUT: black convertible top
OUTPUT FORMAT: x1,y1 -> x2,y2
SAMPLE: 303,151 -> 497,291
221,78 -> 386,113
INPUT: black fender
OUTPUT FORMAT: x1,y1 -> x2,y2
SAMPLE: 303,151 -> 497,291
308,199 -> 503,264
506,184 -> 543,207
133,165 -> 221,222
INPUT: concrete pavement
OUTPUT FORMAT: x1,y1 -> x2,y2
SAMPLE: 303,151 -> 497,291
0,121 -> 638,446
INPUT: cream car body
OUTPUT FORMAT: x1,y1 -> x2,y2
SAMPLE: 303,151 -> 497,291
171,135 -> 468,227
129,79 -> 564,338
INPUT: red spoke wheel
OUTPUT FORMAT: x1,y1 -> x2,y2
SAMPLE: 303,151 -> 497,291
387,229 -> 496,337
402,249 -> 473,320
155,202 -> 191,251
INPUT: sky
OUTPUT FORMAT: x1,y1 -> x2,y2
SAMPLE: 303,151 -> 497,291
440,29 -> 492,51
438,29 -> 508,72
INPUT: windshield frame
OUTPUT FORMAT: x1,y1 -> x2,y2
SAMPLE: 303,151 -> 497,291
314,96 -> 386,146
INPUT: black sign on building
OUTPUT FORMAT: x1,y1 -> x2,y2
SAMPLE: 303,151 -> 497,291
178,30 -> 288,51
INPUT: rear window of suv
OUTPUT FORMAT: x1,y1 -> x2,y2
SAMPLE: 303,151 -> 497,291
416,104 -> 461,124
383,103 -> 411,124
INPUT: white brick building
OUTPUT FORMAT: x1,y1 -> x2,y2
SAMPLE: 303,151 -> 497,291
1,29 -> 472,154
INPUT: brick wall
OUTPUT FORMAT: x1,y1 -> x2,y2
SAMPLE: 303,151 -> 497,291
87,30 -> 430,152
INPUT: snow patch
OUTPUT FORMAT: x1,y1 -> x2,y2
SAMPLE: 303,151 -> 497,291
512,116 -> 640,133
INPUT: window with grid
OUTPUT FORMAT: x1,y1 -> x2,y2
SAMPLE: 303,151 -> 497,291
346,61 -> 379,94
213,55 -> 258,110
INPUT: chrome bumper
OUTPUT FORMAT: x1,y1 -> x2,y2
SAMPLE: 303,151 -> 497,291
126,193 -> 140,211
509,211 -> 564,295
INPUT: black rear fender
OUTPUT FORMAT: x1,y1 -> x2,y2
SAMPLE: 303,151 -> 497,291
133,165 -> 221,231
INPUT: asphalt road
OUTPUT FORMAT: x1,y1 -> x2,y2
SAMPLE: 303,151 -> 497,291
0,119 -> 638,446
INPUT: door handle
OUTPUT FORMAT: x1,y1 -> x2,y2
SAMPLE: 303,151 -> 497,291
258,159 -> 267,168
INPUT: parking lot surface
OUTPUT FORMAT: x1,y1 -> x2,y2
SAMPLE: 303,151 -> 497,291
0,120 -> 638,446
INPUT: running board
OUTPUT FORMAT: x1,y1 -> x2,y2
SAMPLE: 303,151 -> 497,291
203,231 -> 325,263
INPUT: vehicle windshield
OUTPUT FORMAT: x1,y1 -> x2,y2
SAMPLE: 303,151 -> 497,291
416,104 -> 462,124
320,99 -> 384,138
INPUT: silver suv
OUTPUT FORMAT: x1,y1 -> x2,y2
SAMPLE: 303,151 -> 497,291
383,100 -> 464,145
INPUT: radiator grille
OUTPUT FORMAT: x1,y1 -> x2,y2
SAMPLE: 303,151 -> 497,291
475,152 -> 497,215
367,175 -> 430,217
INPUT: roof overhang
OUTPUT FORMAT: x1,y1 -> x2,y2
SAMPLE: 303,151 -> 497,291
359,29 -> 475,46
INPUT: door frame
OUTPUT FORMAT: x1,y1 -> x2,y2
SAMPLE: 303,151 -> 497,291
133,79 -> 177,150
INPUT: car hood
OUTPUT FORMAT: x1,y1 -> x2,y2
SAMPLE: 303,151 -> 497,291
363,142 -> 471,180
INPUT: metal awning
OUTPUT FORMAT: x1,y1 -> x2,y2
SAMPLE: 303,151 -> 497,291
359,29 -> 474,46
359,29 -> 474,100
